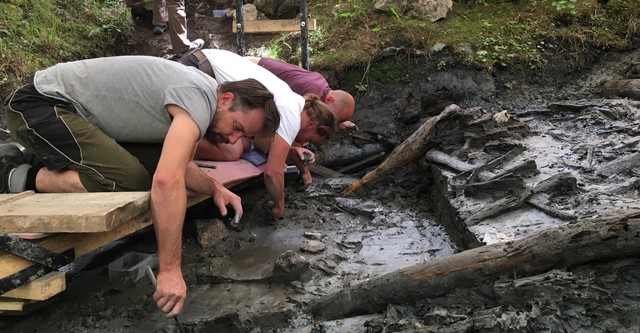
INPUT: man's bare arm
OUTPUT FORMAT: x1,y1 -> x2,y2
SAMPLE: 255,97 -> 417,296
263,134 -> 290,219
150,105 -> 199,317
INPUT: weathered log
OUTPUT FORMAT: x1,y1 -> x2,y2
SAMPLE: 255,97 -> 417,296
463,176 -> 527,198
342,104 -> 461,195
600,79 -> 640,100
306,213 -> 640,320
426,150 -> 575,221
465,190 -> 531,225
526,193 -> 576,220
595,152 -> 640,177
425,150 -> 537,183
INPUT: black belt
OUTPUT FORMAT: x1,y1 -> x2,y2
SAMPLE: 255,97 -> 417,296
177,49 -> 215,79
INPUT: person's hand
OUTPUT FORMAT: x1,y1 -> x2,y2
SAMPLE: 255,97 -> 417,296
292,146 -> 315,165
300,170 -> 313,187
153,269 -> 186,317
212,183 -> 243,218
337,121 -> 357,132
263,200 -> 284,220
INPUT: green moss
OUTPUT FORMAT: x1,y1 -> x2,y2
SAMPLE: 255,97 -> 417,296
256,0 -> 639,71
0,0 -> 130,93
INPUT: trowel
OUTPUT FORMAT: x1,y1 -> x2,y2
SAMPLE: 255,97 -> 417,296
145,266 -> 186,333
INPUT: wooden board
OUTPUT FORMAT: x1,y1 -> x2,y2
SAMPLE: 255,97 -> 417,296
0,297 -> 39,312
0,192 -> 151,233
232,18 -> 317,33
1,272 -> 65,301
0,160 -> 264,310
196,159 -> 264,184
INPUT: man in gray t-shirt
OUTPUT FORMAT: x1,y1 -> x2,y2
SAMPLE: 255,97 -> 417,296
2,55 -> 279,317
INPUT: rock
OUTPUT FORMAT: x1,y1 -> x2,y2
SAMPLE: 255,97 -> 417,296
254,0 -> 299,19
195,218 -> 229,248
303,231 -> 323,240
301,240 -> 326,253
272,250 -> 311,283
232,3 -> 258,21
374,0 -> 453,22
600,79 -> 640,100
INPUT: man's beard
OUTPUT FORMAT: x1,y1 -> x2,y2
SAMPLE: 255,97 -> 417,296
203,131 -> 228,144
204,111 -> 228,143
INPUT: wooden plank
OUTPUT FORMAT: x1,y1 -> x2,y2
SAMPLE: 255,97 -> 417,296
232,18 -> 317,33
0,191 -> 35,205
0,192 -> 150,233
1,272 -> 65,301
0,297 -> 36,312
0,161 -> 263,302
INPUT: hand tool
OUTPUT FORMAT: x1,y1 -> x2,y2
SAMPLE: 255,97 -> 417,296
230,211 -> 242,229
145,266 -> 186,333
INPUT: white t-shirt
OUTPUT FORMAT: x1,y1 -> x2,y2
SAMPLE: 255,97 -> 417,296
202,49 -> 303,145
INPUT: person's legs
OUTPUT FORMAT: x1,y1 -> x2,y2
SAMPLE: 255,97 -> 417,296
166,0 -> 190,52
166,0 -> 204,54
4,84 -> 151,193
152,0 -> 168,35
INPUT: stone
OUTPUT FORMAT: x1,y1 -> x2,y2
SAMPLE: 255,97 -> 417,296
272,250 -> 311,283
374,0 -> 453,22
254,0 -> 299,19
195,218 -> 229,248
301,240 -> 326,253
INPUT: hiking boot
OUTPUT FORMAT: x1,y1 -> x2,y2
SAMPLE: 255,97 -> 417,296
175,39 -> 205,58
153,25 -> 167,35
0,143 -> 25,193
189,38 -> 205,51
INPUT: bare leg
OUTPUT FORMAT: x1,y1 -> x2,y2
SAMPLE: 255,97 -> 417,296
36,168 -> 87,193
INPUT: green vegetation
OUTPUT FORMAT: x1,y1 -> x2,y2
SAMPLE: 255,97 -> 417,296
263,0 -> 639,71
0,0 -> 638,95
0,0 -> 130,94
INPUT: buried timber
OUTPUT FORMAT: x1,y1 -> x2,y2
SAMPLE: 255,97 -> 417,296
3,49 -> 640,332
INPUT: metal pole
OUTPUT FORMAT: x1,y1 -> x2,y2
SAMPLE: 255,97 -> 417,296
236,0 -> 245,56
300,0 -> 309,70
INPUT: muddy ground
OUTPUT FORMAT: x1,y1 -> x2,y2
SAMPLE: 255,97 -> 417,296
2,2 -> 640,333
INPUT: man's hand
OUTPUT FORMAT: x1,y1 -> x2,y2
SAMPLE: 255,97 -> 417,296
212,182 -> 243,218
300,169 -> 313,187
289,146 -> 315,165
153,269 -> 187,317
337,120 -> 357,132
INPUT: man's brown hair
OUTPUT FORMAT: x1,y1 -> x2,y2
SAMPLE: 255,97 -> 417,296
304,93 -> 336,140
219,78 -> 280,135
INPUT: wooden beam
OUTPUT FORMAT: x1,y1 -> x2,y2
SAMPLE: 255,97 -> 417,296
1,272 -> 65,301
0,192 -> 151,233
232,18 -> 316,33
0,298 -> 38,312
0,162 -> 262,303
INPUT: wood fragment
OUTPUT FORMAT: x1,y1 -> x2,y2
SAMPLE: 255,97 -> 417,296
306,215 -> 640,320
465,190 -> 531,225
342,104 -> 461,195
595,152 -> 640,177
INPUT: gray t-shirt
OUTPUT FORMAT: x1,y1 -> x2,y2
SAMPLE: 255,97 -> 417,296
33,55 -> 218,143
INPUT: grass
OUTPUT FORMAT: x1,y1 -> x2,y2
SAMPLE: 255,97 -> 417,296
259,0 -> 639,72
0,0 -> 130,95
0,0 -> 638,96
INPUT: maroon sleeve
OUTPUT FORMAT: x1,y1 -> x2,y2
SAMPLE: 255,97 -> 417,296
258,57 -> 331,100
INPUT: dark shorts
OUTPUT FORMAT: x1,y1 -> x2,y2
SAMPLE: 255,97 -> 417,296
3,79 -> 160,192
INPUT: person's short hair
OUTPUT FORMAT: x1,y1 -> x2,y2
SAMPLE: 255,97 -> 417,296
219,79 -> 280,136
330,90 -> 355,123
304,93 -> 337,140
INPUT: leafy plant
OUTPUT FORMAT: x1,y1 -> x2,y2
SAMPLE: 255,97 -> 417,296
389,6 -> 401,23
551,0 -> 577,14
